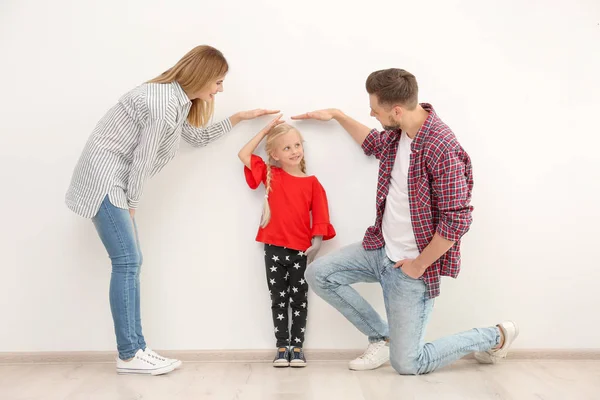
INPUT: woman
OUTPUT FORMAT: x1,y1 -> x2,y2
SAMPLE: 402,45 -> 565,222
65,45 -> 277,375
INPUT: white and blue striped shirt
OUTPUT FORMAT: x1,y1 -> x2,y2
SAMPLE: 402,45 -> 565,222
66,81 -> 232,218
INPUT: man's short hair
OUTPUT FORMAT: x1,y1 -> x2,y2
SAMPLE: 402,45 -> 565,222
366,68 -> 419,109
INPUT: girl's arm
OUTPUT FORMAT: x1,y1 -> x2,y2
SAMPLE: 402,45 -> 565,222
238,114 -> 283,168
306,236 -> 323,265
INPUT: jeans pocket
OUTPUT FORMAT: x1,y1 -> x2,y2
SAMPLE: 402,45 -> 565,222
398,267 -> 421,281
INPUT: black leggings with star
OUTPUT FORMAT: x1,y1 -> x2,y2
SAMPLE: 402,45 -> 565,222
264,244 -> 308,348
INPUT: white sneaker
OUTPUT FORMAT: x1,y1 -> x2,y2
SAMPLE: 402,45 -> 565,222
474,321 -> 519,364
116,349 -> 175,375
349,340 -> 390,371
145,348 -> 182,369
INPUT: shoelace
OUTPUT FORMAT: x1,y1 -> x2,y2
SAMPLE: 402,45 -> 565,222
146,350 -> 166,361
358,342 -> 385,361
136,355 -> 156,366
293,349 -> 304,359
290,347 -> 305,361
276,349 -> 288,359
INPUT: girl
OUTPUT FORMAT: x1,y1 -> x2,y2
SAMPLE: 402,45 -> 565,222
65,45 -> 278,376
238,116 -> 336,367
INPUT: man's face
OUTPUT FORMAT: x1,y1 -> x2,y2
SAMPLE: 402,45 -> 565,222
369,94 -> 401,130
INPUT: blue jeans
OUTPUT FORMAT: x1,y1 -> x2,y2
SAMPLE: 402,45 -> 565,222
305,242 -> 500,375
92,196 -> 146,360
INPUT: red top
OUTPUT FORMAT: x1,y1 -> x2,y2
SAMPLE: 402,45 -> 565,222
244,154 -> 336,251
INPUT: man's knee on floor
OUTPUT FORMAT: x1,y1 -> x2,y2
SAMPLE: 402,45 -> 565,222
390,356 -> 420,376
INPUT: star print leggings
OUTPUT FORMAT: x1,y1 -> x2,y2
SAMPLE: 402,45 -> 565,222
264,244 -> 309,348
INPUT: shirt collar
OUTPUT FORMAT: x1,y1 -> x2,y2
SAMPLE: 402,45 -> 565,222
411,103 -> 436,151
172,81 -> 192,107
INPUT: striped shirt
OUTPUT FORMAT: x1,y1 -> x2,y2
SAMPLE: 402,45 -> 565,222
65,81 -> 232,218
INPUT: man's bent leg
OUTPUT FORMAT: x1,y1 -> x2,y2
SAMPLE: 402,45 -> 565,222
305,242 -> 389,342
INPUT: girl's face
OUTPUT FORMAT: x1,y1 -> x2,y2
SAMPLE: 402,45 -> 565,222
270,131 -> 304,170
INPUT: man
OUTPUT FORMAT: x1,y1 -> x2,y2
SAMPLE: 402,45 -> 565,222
292,69 -> 518,375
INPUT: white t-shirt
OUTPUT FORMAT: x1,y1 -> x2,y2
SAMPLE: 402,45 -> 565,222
382,131 -> 420,262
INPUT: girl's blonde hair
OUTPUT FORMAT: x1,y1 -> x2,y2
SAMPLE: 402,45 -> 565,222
261,124 -> 306,228
148,45 -> 228,127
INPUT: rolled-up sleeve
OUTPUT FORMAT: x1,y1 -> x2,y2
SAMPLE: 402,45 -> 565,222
361,129 -> 386,160
431,145 -> 474,241
181,118 -> 232,147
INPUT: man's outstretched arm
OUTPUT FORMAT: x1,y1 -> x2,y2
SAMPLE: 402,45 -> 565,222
292,109 -> 371,146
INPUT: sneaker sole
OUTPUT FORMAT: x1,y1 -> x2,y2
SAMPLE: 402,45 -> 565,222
116,363 -> 175,376
290,362 -> 306,368
348,359 -> 389,371
273,361 -> 290,368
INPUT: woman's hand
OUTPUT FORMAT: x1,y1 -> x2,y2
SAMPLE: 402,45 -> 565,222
231,109 -> 280,126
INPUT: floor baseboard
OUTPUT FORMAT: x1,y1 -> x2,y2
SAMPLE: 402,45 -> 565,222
1,349 -> 599,365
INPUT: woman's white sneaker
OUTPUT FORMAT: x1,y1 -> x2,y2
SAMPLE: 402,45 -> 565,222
474,321 -> 519,364
116,349 -> 175,375
144,348 -> 182,369
349,340 -> 390,371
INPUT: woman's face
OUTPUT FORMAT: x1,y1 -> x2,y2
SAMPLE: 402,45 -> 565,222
194,75 -> 225,102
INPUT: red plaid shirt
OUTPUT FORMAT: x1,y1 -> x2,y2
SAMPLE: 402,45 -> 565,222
361,103 -> 474,298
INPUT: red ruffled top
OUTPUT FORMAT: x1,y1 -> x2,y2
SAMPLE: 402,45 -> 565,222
244,154 -> 336,251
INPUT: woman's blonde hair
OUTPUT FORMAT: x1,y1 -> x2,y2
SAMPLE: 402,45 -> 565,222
261,124 -> 306,228
148,45 -> 228,127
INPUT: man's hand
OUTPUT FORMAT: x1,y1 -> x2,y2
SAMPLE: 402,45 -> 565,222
292,109 -> 370,146
129,209 -> 135,219
291,109 -> 339,122
393,259 -> 427,279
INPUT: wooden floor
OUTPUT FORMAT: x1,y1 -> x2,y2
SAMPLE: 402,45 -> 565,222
1,360 -> 599,400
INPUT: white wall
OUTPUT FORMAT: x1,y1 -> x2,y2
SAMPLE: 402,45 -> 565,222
1,0 -> 599,353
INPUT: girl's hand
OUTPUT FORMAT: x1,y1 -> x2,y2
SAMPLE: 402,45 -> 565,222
259,114 -> 285,135
306,236 -> 323,265
237,114 -> 285,168
231,109 -> 280,126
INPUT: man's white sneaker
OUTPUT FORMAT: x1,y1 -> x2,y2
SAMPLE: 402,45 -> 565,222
116,349 -> 175,375
474,321 -> 519,364
144,348 -> 182,369
349,340 -> 390,371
